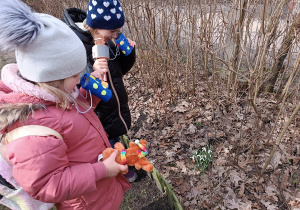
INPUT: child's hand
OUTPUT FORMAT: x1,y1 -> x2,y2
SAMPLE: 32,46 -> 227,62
103,150 -> 128,177
92,58 -> 109,81
127,38 -> 136,48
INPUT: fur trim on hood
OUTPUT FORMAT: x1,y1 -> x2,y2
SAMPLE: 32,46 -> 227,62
0,102 -> 46,131
0,64 -> 57,131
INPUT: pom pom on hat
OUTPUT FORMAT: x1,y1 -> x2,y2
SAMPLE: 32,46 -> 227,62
86,0 -> 125,30
0,0 -> 42,51
0,0 -> 87,83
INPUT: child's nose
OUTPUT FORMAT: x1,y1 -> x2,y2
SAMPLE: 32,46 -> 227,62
76,77 -> 81,84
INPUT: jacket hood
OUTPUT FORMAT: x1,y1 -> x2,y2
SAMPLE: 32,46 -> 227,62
62,8 -> 93,46
0,64 -> 55,131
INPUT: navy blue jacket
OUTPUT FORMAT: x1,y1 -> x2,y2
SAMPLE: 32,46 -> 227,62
62,8 -> 135,139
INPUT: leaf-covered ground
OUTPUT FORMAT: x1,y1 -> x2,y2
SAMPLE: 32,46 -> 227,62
124,69 -> 300,209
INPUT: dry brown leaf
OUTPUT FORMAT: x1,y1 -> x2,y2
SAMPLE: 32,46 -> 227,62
270,151 -> 282,169
186,123 -> 197,134
238,158 -> 252,169
280,169 -> 289,189
178,180 -> 191,193
229,170 -> 242,186
202,200 -> 211,209
173,101 -> 190,113
287,156 -> 300,165
225,187 -> 240,209
215,157 -> 227,166
216,130 -> 226,138
265,185 -> 278,202
238,183 -> 245,197
288,198 -> 300,209
205,103 -> 212,110
226,199 -> 240,209
165,151 -> 176,162
239,202 -> 252,210
173,142 -> 181,151
261,200 -> 278,209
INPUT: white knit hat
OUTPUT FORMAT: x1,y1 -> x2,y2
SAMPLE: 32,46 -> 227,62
0,0 -> 87,82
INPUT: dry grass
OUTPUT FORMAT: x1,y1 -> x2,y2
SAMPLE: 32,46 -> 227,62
23,0 -> 299,102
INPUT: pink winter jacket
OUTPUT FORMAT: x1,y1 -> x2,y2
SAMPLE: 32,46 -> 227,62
0,64 -> 131,210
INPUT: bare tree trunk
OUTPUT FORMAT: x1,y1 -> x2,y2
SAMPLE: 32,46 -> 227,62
231,0 -> 248,91
263,13 -> 300,93
226,0 -> 248,98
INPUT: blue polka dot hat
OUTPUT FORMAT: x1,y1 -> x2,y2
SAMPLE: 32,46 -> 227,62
86,0 -> 125,29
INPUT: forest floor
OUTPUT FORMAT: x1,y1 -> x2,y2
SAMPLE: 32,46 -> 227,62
124,65 -> 300,210
1,50 -> 300,210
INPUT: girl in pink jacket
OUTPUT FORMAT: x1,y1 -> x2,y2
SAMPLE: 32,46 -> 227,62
0,0 -> 130,209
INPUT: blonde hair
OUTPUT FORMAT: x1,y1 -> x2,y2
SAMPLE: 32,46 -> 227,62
16,71 -> 86,110
38,81 -> 90,110
83,19 -> 97,37
15,71 -> 71,109
83,19 -> 89,30
37,81 -> 72,110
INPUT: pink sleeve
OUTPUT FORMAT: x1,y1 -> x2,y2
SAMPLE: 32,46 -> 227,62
6,135 -> 105,203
